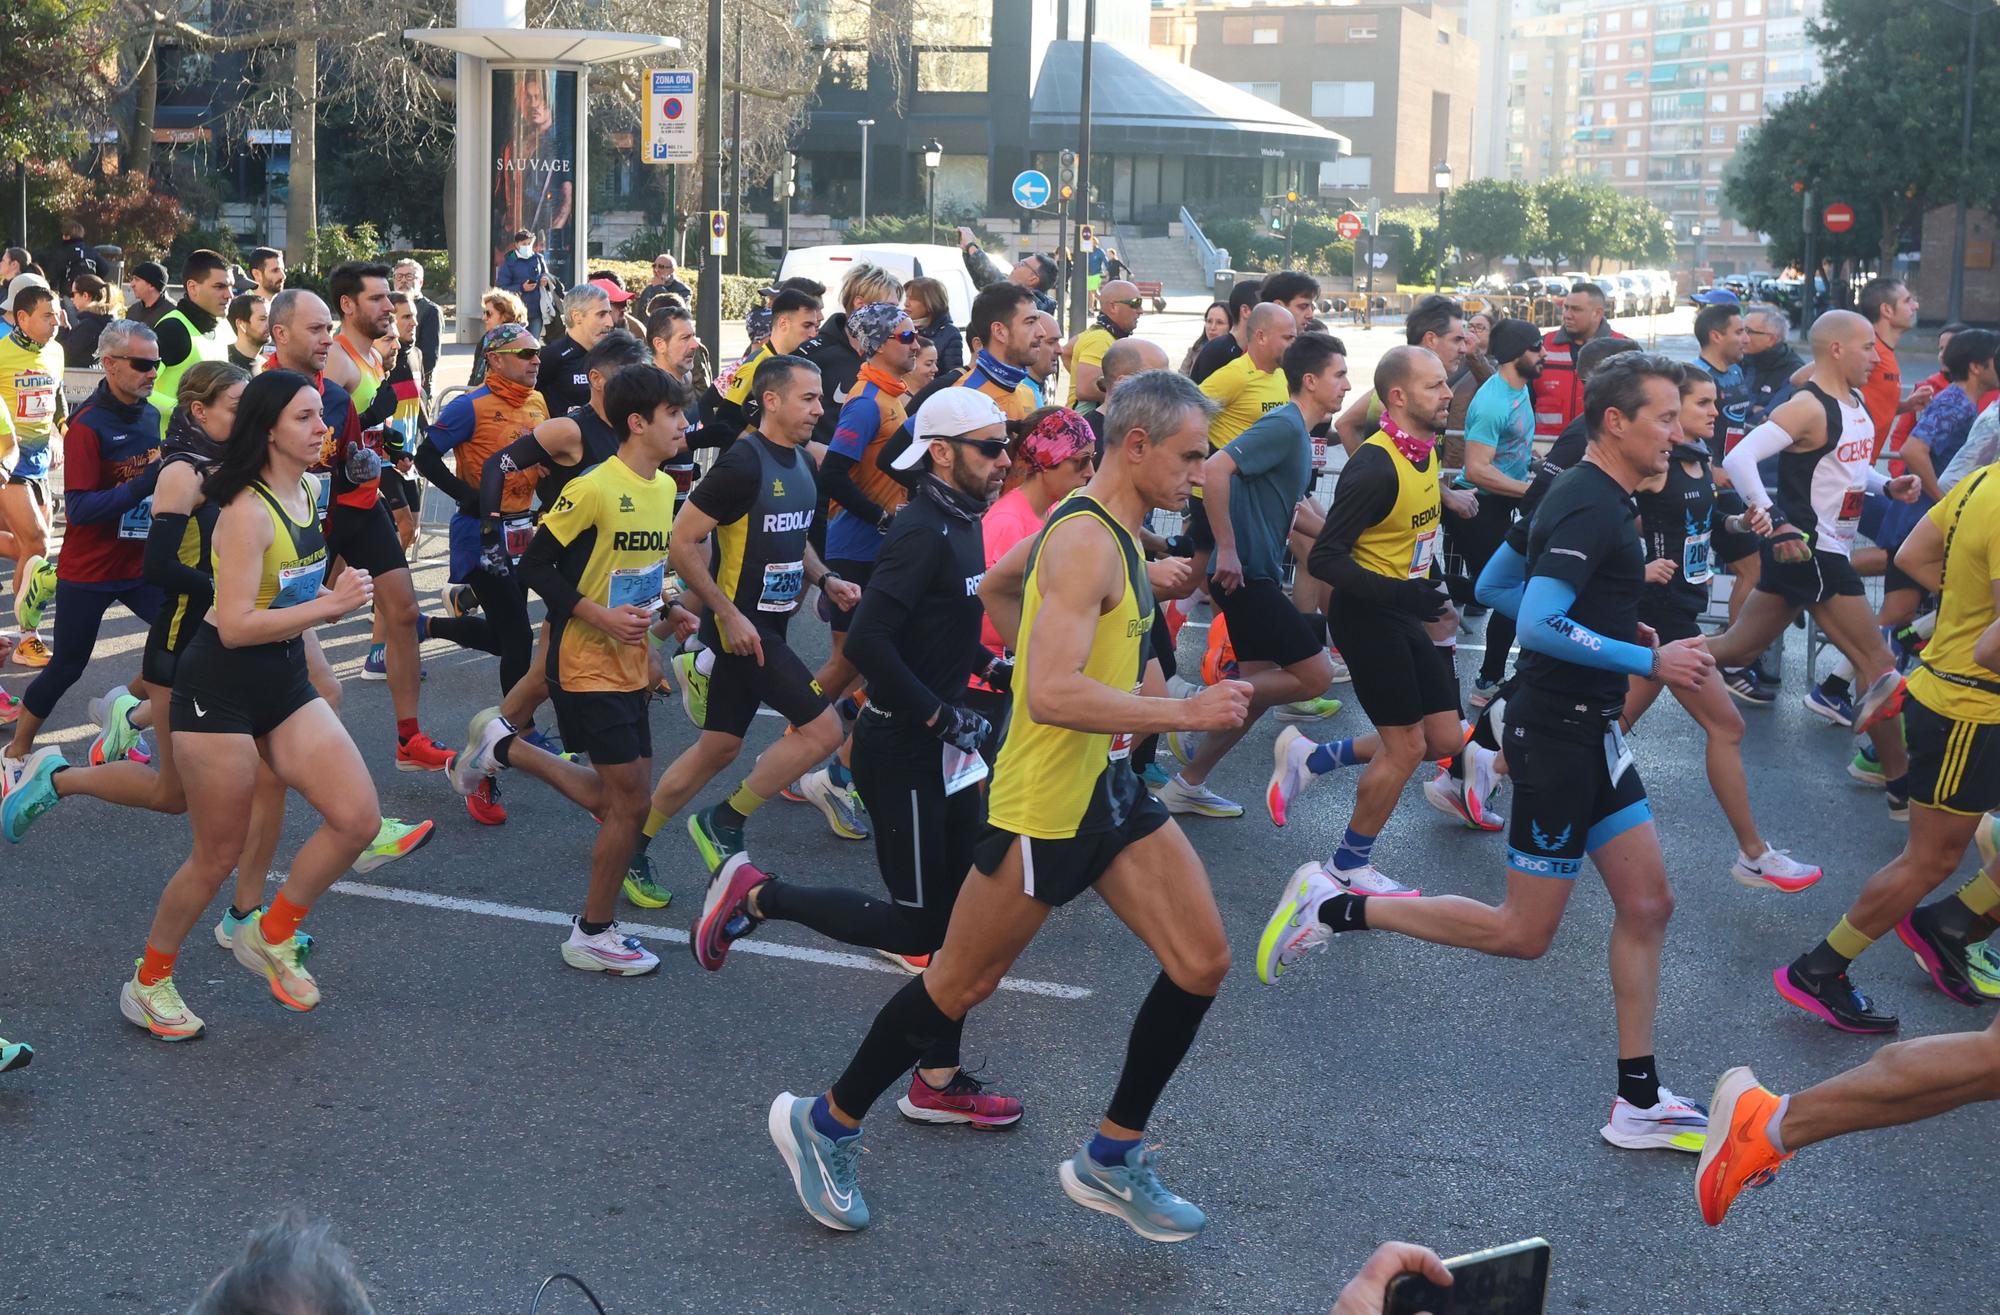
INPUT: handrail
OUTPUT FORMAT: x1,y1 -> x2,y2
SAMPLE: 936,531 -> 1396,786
1180,206 -> 1229,288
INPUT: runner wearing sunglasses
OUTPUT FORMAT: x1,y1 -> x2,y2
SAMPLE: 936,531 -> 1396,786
1067,279 -> 1144,409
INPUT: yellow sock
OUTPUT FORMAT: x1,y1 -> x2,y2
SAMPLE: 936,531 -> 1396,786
1826,916 -> 1876,961
726,780 -> 768,818
643,808 -> 669,840
1955,871 -> 2000,917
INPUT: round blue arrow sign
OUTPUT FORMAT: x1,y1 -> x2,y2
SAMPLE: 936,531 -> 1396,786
1012,170 -> 1051,210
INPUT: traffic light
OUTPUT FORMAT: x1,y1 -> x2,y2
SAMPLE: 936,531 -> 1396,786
1286,190 -> 1299,203
1059,150 -> 1076,203
775,152 -> 797,199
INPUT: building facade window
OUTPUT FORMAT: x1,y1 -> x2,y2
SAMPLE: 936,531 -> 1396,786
1232,81 -> 1282,105
823,48 -> 867,90
1321,155 -> 1372,188
1311,81 -> 1376,117
1625,158 -> 1640,177
1709,125 -> 1726,143
917,49 -> 987,93
1348,19 -> 1377,40
1744,27 -> 1761,46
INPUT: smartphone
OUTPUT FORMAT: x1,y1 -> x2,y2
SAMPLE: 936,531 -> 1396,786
1382,1238 -> 1552,1315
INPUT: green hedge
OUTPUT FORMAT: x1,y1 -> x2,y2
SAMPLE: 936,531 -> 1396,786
591,261 -> 764,320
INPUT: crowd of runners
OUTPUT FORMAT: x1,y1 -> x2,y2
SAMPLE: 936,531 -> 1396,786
2,246 -> 1997,1245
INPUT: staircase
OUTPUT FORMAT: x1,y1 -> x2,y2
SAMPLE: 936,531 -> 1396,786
1113,233 -> 1210,299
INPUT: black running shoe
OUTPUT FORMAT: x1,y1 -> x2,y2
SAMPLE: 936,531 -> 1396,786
1772,962 -> 1899,1034
1896,905 -> 1982,1006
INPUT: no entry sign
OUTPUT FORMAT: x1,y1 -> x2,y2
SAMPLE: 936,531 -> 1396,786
1823,202 -> 1856,234
1336,211 -> 1365,241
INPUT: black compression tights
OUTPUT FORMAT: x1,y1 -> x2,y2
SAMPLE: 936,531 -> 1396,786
424,568 -> 534,695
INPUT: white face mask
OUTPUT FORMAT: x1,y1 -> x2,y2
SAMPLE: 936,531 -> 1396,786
516,243 -> 534,257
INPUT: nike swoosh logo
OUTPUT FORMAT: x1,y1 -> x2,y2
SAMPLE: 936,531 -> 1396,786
833,385 -> 852,404
192,698 -> 207,718
813,1144 -> 854,1209
1103,1179 -> 1134,1202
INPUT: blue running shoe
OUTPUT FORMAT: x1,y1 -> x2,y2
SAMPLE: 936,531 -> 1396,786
767,1092 -> 869,1231
1803,684 -> 1854,727
1,748 -> 65,843
520,727 -> 563,756
1723,668 -> 1774,706
1057,1144 -> 1207,1243
361,643 -> 388,681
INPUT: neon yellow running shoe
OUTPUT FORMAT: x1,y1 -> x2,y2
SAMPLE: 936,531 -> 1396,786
119,966 -> 206,1041
1966,940 -> 2000,1000
622,854 -> 673,908
353,816 -> 435,874
672,650 -> 709,728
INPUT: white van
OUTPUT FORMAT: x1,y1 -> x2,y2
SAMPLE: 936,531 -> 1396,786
776,243 -> 1002,325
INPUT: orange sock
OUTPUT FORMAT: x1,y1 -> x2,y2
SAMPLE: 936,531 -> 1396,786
138,944 -> 177,986
261,893 -> 309,945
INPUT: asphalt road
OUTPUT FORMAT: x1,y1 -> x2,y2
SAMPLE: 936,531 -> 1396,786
1,542 -> 1993,1314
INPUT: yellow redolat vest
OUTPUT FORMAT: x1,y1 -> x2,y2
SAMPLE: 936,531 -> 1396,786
1348,431 -> 1442,582
986,493 -> 1154,840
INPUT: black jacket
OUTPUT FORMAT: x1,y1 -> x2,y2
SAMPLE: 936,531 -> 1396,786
800,313 -> 864,447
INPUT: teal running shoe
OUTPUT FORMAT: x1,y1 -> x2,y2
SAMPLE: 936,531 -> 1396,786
1058,1144 -> 1207,1243
0,1031 -> 31,1073
768,1092 -> 869,1231
688,804 -> 744,875
1,748 -> 65,843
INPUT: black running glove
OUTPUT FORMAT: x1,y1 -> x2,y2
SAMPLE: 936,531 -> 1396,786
931,704 -> 992,754
1391,577 -> 1450,621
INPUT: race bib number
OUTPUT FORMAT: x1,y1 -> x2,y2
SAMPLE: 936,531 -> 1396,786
757,559 -> 804,613
271,558 -> 326,610
119,495 -> 154,542
1721,424 -> 1747,455
1408,528 -> 1438,580
1831,487 -> 1865,548
1604,724 -> 1634,787
1311,433 -> 1328,469
1681,529 -> 1712,585
942,743 -> 989,796
501,513 -> 537,560
608,558 -> 666,612
10,373 -> 55,424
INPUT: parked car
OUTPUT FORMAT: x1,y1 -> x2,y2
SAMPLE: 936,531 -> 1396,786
777,242 -> 994,325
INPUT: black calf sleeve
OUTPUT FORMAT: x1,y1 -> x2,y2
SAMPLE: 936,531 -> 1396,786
758,878 -> 943,956
830,977 -> 958,1121
1104,971 -> 1216,1131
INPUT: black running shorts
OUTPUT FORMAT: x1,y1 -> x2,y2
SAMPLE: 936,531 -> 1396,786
1328,601 -> 1458,727
1755,546 -> 1864,607
169,626 -> 318,738
549,686 -> 652,766
973,792 -> 1171,909
1215,575 -> 1323,668
1185,496 -> 1215,553
326,502 -> 409,578
1904,693 -> 2000,817
704,636 -> 828,738
1503,690 -> 1651,880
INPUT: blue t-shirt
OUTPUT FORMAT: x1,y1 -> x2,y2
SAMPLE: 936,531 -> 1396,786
1461,372 -> 1535,486
1215,401 -> 1312,584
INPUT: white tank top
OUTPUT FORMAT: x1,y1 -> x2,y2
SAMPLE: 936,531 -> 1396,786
1774,382 -> 1874,558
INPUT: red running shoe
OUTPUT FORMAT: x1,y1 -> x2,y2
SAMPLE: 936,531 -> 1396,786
896,1069 -> 1023,1129
396,731 -> 455,773
464,773 -> 507,826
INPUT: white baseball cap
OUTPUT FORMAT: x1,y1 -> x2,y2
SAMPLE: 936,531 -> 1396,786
893,386 -> 1010,470
0,273 -> 51,314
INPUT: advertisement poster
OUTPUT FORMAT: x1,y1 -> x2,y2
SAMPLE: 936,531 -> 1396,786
491,68 -> 578,289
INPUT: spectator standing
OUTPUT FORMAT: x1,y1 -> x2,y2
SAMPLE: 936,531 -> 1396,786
495,228 -> 551,336
53,219 -> 98,292
634,253 -> 693,322
59,273 -> 114,368
245,246 -> 286,298
902,276 -> 963,375
124,261 -> 172,329
391,259 -> 443,402
1529,281 -> 1622,443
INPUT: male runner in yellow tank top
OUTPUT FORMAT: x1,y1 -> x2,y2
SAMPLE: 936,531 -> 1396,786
759,369 -> 1252,1241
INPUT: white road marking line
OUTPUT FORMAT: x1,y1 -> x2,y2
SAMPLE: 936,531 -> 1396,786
331,880 -> 1091,999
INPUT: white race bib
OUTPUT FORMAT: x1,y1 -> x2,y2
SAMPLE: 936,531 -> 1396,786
1681,529 -> 1712,585
271,558 -> 326,610
608,558 -> 666,612
757,559 -> 804,613
942,743 -> 989,796
1408,528 -> 1438,579
119,495 -> 154,542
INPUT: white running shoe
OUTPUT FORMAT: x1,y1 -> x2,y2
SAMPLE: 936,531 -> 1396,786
1,746 -> 61,799
559,917 -> 661,976
799,767 -> 870,840
1329,863 -> 1418,898
1325,649 -> 1351,684
1851,669 -> 1906,734
1265,725 -> 1316,827
1157,774 -> 1243,818
1600,1087 -> 1708,1152
1165,674 -> 1201,701
1422,767 -> 1477,828
1254,861 -> 1340,984
1467,743 -> 1502,818
1165,726 -> 1201,767
448,706 -> 514,797
1730,847 -> 1822,894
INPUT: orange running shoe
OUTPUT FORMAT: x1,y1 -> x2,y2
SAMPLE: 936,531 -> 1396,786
1696,1066 -> 1793,1226
395,731 -> 455,772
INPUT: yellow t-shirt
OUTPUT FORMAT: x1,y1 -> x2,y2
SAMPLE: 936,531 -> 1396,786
1908,467 -> 2000,724
0,333 -> 65,445
1065,325 -> 1116,408
1195,353 -> 1289,499
539,455 -> 678,692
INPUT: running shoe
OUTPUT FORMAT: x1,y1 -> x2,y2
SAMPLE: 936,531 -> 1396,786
559,915 -> 660,975
1331,863 -> 1418,897
1601,1088 -> 1707,1152
1752,652 -> 1782,687
88,685 -> 144,765
1273,695 -> 1343,723
1422,766 -> 1502,832
1965,940 -> 2000,999
1847,745 -> 1886,786
1722,668 -> 1773,705
0,688 -> 20,725
1467,741 -> 1502,820
1256,860 -> 1340,984
670,650 -> 709,728
1771,962 -> 1897,1034
876,948 -> 929,974
779,779 -> 808,803
1058,1144 -> 1206,1243
0,1031 -> 29,1073
353,816 -> 435,874
519,726 -> 563,756
1468,677 -> 1501,709
440,583 -> 481,618
1730,848 -> 1822,894
1,748 -> 64,842
692,853 -> 765,971
118,966 -> 205,1041
1139,760 -> 1172,789
1156,775 -> 1243,818
360,642 -> 388,680
622,854 -> 672,909
768,1092 -> 869,1231
1165,726 -> 1201,767
1325,649 -> 1351,684
1803,684 -> 1855,727
395,731 -> 454,773
897,1068 -> 1022,1128
799,767 -> 869,839
213,906 -> 257,949
688,803 -> 746,875
464,775 -> 506,826
1886,781 -> 1910,823
1852,669 -> 1907,735
1977,811 -> 1999,868
14,554 -> 56,631
1696,1067 -> 1793,1226
1895,906 -> 1982,1006
232,909 -> 321,1011
448,707 -> 514,796
127,728 -> 154,766
11,635 -> 51,668
1265,725 -> 1315,827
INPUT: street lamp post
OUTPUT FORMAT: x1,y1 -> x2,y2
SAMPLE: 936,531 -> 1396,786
1433,161 -> 1453,293
1689,219 -> 1705,292
922,138 -> 942,245
856,118 -> 875,227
